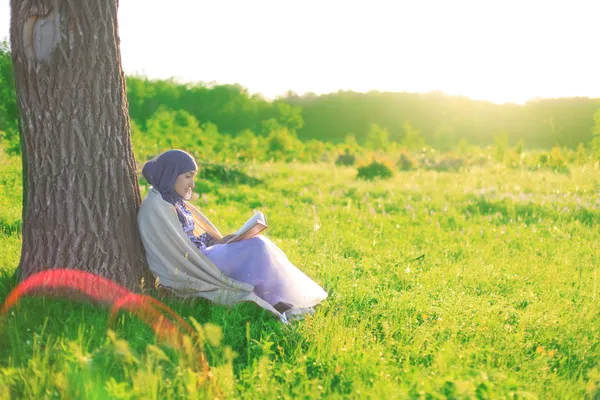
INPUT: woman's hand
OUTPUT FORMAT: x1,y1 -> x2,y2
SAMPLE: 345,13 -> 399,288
215,234 -> 236,245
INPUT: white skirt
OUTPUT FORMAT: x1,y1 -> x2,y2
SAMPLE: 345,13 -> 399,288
202,235 -> 328,311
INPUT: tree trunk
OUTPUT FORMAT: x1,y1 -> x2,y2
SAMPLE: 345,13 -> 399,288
10,0 -> 153,290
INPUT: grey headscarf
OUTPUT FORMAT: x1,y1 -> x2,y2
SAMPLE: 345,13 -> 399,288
142,150 -> 198,204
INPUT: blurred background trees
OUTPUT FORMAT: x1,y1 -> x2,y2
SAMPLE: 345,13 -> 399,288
2,41 -> 600,167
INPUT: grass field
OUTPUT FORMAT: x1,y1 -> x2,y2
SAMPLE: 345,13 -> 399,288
1,147 -> 599,399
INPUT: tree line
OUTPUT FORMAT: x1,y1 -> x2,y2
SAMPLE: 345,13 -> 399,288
2,40 -> 600,155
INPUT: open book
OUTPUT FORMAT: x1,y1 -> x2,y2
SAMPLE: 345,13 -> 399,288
226,211 -> 268,244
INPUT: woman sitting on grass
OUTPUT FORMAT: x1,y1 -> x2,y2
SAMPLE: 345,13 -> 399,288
137,150 -> 327,322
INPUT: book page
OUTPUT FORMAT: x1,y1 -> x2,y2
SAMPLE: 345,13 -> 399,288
226,212 -> 268,244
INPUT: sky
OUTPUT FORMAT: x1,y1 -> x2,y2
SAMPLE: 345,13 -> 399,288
1,0 -> 599,104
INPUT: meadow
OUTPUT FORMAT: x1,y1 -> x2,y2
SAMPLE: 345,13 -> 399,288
0,145 -> 599,399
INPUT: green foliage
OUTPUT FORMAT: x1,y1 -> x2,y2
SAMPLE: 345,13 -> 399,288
260,118 -> 281,136
574,143 -> 589,165
335,149 -> 356,166
196,162 -> 262,185
396,150 -> 416,171
515,140 -> 524,154
432,122 -> 455,151
592,109 -> 600,160
230,129 -> 265,162
266,127 -> 303,162
533,146 -> 570,174
503,148 -> 522,169
456,138 -> 474,156
126,77 -> 276,135
0,41 -> 19,155
356,158 -> 394,180
502,140 -> 526,169
1,43 -> 599,157
299,139 -> 327,163
344,134 -> 358,150
493,133 -> 510,162
0,128 -> 19,156
274,101 -> 304,131
401,120 -> 425,150
364,124 -> 389,151
132,108 -> 210,163
287,91 -> 600,148
546,146 -> 570,173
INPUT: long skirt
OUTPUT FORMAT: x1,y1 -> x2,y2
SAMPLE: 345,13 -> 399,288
202,235 -> 327,312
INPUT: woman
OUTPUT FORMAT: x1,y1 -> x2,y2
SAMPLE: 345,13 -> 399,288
137,150 -> 327,321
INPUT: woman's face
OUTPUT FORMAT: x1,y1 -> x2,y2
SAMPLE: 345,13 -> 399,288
174,170 -> 197,200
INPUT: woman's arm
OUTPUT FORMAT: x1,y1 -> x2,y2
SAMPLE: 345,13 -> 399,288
200,232 -> 236,247
212,233 -> 236,245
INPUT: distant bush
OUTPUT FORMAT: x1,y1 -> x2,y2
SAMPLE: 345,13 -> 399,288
335,149 -> 356,166
299,139 -> 327,162
396,151 -> 416,171
0,127 -> 20,155
531,147 -> 570,174
230,129 -> 266,162
537,152 -> 549,165
514,140 -> 525,155
266,127 -> 303,161
364,124 -> 390,151
356,159 -> 394,180
546,147 -> 570,173
197,162 -> 262,185
573,143 -> 590,165
343,135 -> 360,153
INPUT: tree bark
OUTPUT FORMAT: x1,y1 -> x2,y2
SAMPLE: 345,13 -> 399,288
10,0 -> 153,290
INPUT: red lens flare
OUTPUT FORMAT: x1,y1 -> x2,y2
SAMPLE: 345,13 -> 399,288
1,269 -> 209,373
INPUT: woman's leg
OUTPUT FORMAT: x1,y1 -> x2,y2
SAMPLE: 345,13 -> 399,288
202,235 -> 327,308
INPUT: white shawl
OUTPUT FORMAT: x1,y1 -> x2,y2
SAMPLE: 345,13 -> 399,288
137,188 -> 282,318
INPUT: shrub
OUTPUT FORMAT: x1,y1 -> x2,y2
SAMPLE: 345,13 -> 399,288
356,159 -> 394,180
0,126 -> 20,155
299,139 -> 327,163
574,143 -> 589,165
231,130 -> 265,162
537,152 -> 549,165
364,124 -> 390,151
335,149 -> 356,166
196,162 -> 262,185
514,140 -> 525,155
545,147 -> 570,174
396,151 -> 416,171
266,128 -> 303,161
534,147 -> 570,174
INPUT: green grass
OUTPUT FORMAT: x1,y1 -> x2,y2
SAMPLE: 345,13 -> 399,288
1,149 -> 600,398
